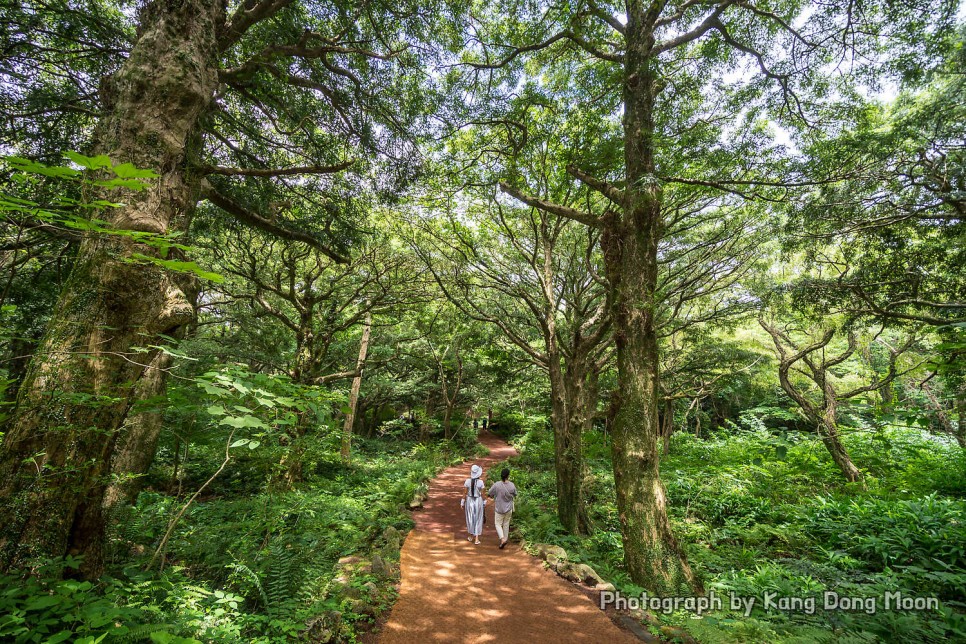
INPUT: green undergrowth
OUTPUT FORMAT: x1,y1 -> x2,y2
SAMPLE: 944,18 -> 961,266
0,436 -> 471,643
499,411 -> 966,643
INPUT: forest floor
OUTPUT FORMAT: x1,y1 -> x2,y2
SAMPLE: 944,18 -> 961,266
377,431 -> 642,643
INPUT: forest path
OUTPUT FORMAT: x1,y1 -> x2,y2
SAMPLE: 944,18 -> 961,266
378,431 -> 640,643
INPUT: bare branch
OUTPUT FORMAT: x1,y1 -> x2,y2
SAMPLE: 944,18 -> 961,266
466,29 -> 621,69
585,1 -> 626,35
499,183 -> 603,228
221,0 -> 295,51
652,3 -> 733,56
566,164 -> 626,207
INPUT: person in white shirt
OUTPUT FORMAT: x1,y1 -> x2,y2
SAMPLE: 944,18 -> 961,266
488,468 -> 517,549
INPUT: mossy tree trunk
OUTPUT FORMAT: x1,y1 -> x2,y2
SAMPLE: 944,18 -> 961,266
596,2 -> 699,594
102,352 -> 172,511
550,342 -> 601,535
0,0 -> 222,578
340,313 -> 372,464
548,348 -> 591,534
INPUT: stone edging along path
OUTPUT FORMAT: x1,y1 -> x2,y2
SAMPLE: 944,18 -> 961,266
377,431 -> 644,643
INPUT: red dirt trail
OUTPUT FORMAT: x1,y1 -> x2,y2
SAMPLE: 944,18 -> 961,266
378,431 -> 640,643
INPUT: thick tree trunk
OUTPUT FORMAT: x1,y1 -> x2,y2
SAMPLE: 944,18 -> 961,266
604,1 -> 699,593
341,314 -> 372,463
0,0 -> 221,578
605,216 -> 697,592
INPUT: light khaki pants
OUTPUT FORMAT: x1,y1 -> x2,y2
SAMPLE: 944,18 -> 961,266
494,510 -> 512,542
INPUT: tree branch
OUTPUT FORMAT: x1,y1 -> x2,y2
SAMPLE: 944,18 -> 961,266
652,4 -> 733,56
586,1 -> 626,35
499,183 -> 603,228
201,181 -> 349,263
566,164 -> 626,207
201,160 -> 355,177
221,0 -> 295,52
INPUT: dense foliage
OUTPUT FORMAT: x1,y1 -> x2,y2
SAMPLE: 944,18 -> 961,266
0,0 -> 963,642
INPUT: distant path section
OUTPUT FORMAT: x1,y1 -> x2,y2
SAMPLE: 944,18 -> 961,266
379,431 -> 640,643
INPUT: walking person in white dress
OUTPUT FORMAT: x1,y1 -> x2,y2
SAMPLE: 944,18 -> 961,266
461,464 -> 486,544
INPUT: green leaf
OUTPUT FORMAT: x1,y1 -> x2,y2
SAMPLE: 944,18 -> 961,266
25,595 -> 62,611
111,162 -> 159,179
206,405 -> 227,416
64,151 -> 112,170
128,254 -> 225,283
93,178 -> 151,191
220,415 -> 266,429
229,439 -> 250,448
150,633 -> 202,644
12,161 -> 80,179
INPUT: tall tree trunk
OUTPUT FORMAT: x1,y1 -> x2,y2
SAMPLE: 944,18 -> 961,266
548,351 -> 590,535
661,397 -> 675,456
102,352 -> 172,511
957,386 -> 966,449
442,405 -> 453,440
0,0 -> 221,578
1,334 -> 39,413
341,314 -> 372,464
603,1 -> 699,594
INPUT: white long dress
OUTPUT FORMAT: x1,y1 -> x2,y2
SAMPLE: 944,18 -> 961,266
464,477 -> 485,536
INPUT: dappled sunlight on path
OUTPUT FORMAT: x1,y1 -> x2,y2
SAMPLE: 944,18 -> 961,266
379,432 -> 639,643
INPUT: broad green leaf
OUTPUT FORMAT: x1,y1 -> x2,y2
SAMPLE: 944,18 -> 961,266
64,151 -> 112,170
94,177 -> 151,191
129,253 -> 225,283
111,162 -> 159,179
24,595 -> 62,610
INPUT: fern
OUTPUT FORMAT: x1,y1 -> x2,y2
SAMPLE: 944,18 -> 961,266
230,562 -> 269,613
107,623 -> 173,643
266,541 -> 297,613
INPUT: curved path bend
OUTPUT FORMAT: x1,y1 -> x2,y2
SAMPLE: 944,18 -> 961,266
379,431 -> 639,643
